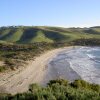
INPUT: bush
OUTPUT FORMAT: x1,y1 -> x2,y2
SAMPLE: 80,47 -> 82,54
0,79 -> 100,100
70,80 -> 89,88
0,66 -> 6,72
70,80 -> 100,92
48,79 -> 68,86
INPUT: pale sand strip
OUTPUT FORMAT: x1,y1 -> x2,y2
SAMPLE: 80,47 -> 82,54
0,47 -> 73,94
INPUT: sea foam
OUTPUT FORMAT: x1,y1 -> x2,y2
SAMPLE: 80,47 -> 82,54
48,47 -> 100,84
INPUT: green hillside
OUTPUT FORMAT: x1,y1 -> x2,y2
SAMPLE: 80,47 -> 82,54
0,26 -> 100,44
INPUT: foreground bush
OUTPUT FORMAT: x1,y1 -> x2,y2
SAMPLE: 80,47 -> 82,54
0,79 -> 100,100
71,80 -> 100,92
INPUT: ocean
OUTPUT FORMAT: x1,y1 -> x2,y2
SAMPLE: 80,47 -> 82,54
47,47 -> 100,84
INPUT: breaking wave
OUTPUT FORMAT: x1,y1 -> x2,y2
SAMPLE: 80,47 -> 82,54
48,46 -> 100,84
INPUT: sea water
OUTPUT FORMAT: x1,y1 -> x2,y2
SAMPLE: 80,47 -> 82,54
48,47 -> 100,84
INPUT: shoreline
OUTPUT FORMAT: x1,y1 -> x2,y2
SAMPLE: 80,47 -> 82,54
41,47 -> 81,86
0,46 -> 74,94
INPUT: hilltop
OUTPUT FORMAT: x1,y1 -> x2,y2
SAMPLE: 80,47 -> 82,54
0,26 -> 100,44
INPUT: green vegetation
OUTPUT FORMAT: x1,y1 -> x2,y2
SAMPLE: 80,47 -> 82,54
0,42 -> 69,72
0,66 -> 6,72
0,26 -> 100,72
0,37 -> 100,72
72,38 -> 100,46
0,79 -> 100,100
31,31 -> 53,43
0,26 -> 100,44
0,26 -> 100,99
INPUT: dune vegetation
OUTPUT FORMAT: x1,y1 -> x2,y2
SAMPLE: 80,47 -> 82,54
0,79 -> 100,100
0,42 -> 69,72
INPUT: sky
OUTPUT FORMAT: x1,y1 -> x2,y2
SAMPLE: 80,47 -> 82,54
0,0 -> 100,27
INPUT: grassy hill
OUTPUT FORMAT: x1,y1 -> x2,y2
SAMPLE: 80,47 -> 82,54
0,26 -> 100,44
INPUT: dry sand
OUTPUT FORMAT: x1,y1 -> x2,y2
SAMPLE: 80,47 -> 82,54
0,61 -> 5,66
0,47 -> 75,94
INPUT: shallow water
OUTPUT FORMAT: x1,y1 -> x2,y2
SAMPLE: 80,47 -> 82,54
48,46 -> 100,84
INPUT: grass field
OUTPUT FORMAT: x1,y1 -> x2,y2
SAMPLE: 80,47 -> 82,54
0,26 -> 100,44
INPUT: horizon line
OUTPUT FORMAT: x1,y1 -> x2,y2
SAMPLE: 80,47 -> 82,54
0,25 -> 100,28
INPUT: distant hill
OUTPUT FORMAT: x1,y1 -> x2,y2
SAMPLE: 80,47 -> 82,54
0,26 -> 100,44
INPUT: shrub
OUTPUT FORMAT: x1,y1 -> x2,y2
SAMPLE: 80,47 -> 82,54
48,79 -> 68,86
0,66 -> 6,72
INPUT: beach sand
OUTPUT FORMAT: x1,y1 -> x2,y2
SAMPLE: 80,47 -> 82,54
0,47 -> 76,94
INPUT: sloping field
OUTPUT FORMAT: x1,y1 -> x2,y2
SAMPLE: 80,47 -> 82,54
0,26 -> 100,43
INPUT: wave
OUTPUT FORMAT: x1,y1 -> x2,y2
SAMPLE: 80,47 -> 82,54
49,46 -> 100,84
87,54 -> 100,63
87,54 -> 95,59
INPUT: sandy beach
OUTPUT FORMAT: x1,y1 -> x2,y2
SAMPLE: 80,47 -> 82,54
0,46 -> 75,94
0,46 -> 100,94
